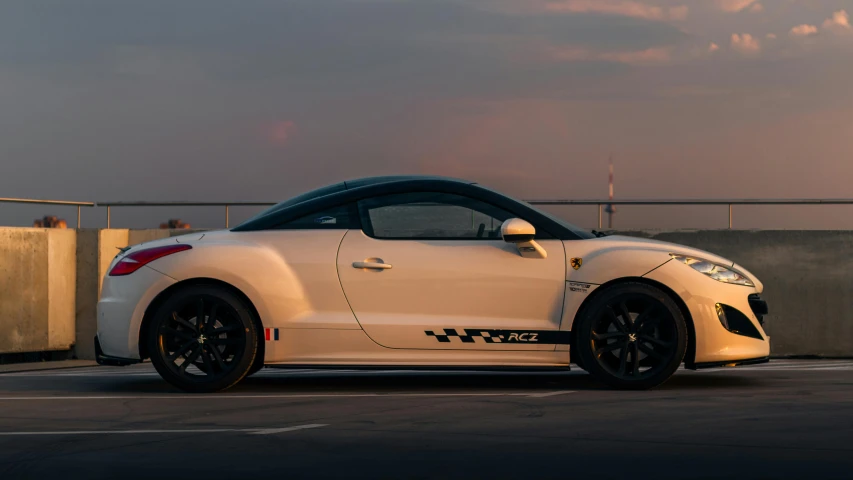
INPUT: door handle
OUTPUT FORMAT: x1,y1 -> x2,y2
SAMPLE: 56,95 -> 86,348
352,261 -> 393,270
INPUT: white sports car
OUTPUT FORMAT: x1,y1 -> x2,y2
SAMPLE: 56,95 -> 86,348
96,176 -> 770,392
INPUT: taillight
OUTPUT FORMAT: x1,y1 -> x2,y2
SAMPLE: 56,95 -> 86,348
109,244 -> 192,276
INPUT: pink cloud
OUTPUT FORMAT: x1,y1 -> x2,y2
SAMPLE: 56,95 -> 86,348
716,0 -> 759,13
599,47 -> 672,65
668,5 -> 689,21
708,42 -> 720,53
790,24 -> 818,37
822,10 -> 850,32
549,45 -> 672,65
730,33 -> 761,54
545,0 -> 687,21
268,120 -> 296,146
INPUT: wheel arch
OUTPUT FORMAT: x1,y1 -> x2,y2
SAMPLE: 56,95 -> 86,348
138,277 -> 265,361
569,276 -> 696,368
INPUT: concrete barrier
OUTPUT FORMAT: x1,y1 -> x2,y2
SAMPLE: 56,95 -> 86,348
617,230 -> 853,357
74,229 -> 175,359
1,227 -> 852,359
0,228 -> 76,354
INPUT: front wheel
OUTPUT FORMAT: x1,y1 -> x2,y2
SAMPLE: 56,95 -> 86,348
574,282 -> 687,390
148,285 -> 259,393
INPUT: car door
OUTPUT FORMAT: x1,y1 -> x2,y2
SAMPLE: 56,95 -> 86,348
336,191 -> 567,351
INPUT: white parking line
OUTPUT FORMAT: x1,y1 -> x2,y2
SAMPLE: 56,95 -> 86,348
0,392 -> 574,401
0,424 -> 328,437
249,424 -> 327,435
525,390 -> 576,398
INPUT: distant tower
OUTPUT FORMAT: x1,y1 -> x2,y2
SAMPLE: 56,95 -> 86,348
604,157 -> 616,228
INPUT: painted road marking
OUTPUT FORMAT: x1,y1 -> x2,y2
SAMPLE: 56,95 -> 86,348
0,424 -> 328,437
3,362 -> 852,378
526,390 -> 576,398
0,392 -> 576,401
249,424 -> 327,435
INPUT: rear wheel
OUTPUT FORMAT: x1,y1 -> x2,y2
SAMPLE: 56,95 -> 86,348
148,285 -> 258,393
575,282 -> 687,390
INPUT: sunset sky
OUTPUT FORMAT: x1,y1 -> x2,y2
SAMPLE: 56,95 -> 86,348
1,0 -> 852,229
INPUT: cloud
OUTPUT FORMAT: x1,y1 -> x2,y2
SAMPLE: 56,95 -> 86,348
749,3 -> 764,13
790,24 -> 818,37
549,45 -> 672,65
716,0 -> 760,13
708,42 -> 720,53
668,5 -> 689,21
544,1 -> 687,21
268,120 -> 296,146
822,10 -> 850,32
730,33 -> 760,54
766,33 -> 777,39
599,47 -> 673,64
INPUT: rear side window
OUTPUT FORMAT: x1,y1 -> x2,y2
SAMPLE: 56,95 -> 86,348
275,204 -> 358,229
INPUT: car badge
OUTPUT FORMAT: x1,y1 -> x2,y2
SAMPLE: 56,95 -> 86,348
570,257 -> 583,270
314,216 -> 337,225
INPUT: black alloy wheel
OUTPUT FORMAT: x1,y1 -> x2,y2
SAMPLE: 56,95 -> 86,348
575,282 -> 687,389
148,285 -> 258,393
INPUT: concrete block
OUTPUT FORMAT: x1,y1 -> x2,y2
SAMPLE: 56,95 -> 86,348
0,228 -> 75,354
73,229 -> 173,359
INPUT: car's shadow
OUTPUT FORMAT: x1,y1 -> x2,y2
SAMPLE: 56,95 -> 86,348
91,368 -> 766,394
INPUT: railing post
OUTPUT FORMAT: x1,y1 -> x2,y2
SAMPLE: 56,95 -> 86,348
106,206 -> 111,229
77,205 -> 81,229
728,204 -> 732,229
225,205 -> 230,228
598,204 -> 602,229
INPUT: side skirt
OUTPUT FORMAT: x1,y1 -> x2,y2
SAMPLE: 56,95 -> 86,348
263,364 -> 571,372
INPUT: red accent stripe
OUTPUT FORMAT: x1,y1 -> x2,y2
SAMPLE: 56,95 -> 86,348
265,328 -> 270,341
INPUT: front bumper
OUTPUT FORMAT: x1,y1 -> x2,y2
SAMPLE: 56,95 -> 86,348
644,260 -> 770,366
694,356 -> 770,369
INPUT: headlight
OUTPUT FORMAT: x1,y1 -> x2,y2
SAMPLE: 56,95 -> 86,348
669,254 -> 754,286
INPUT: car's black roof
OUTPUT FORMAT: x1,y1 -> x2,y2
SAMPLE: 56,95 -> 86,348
343,175 -> 473,189
232,175 -> 591,240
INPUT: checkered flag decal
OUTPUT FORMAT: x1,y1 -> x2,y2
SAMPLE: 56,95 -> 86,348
425,329 -> 504,344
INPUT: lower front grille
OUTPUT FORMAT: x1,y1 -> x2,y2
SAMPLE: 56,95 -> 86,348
716,304 -> 765,340
748,294 -> 768,325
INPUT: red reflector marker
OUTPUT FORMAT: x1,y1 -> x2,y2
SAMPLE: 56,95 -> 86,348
109,244 -> 192,276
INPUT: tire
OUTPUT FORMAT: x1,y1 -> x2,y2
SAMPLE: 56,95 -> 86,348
574,282 -> 687,390
247,353 -> 265,377
148,285 -> 259,393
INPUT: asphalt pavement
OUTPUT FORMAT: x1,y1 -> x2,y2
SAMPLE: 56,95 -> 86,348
1,360 -> 852,479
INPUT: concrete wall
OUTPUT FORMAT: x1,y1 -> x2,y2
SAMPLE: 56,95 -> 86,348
1,227 -> 852,358
0,228 -> 76,354
74,229 -> 189,359
618,230 -> 853,357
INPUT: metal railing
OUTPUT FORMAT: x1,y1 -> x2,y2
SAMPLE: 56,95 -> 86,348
96,199 -> 853,229
529,199 -> 853,230
6,197 -> 853,229
98,202 -> 276,228
0,197 -> 95,228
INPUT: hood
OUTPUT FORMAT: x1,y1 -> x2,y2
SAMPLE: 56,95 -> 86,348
586,235 -> 762,291
593,235 -> 736,267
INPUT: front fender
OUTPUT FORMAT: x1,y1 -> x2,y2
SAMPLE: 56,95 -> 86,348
563,239 -> 672,284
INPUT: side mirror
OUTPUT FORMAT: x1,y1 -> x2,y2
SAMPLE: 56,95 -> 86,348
501,218 -> 546,259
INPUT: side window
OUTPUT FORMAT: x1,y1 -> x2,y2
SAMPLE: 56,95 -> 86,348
275,203 -> 358,229
358,192 -> 514,239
